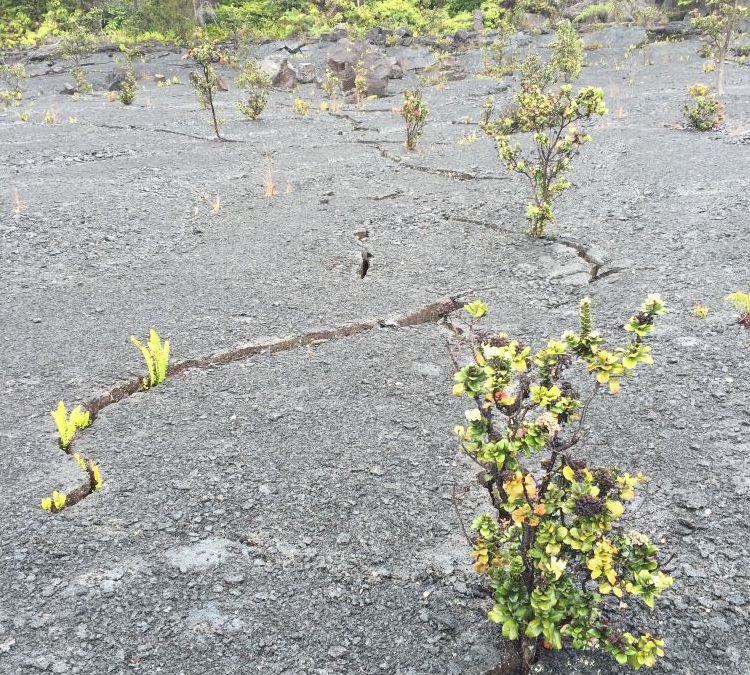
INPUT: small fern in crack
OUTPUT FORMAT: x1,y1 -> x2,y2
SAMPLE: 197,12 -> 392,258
131,329 -> 170,388
51,401 -> 91,450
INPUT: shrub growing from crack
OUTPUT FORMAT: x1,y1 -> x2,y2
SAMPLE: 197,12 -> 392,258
550,19 -> 584,83
51,401 -> 91,450
725,291 -> 750,327
482,69 -> 606,237
60,19 -> 98,95
683,83 -> 722,130
482,17 -> 517,77
130,329 -> 171,389
401,89 -> 429,150
235,59 -> 271,120
692,0 -> 750,95
293,96 -> 311,117
187,43 -> 225,139
0,60 -> 26,108
450,296 -> 672,674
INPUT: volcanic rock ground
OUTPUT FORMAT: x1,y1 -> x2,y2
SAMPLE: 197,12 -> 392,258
1,25 -> 749,675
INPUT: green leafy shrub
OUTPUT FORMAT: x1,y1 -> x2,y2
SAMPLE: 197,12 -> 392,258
482,71 -> 607,237
401,88 -> 429,150
293,96 -> 310,117
574,2 -> 615,23
725,291 -> 750,327
118,69 -> 137,104
451,296 -> 672,674
60,15 -> 99,94
683,83 -> 722,130
50,400 -> 91,450
130,329 -> 171,389
482,17 -> 516,77
187,43 -> 225,139
692,0 -> 750,95
235,59 -> 271,120
551,19 -> 584,82
0,60 -> 26,108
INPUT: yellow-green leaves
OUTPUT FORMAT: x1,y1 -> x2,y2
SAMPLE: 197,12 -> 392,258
41,489 -> 67,513
131,329 -> 171,389
51,401 -> 91,450
464,300 -> 488,318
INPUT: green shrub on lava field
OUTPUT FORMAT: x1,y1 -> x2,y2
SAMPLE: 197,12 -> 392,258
683,83 -> 722,130
451,296 -> 673,674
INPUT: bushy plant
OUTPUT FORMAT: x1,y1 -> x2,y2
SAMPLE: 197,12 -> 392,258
235,59 -> 271,120
692,0 -> 750,95
400,88 -> 429,150
354,59 -> 368,106
725,291 -> 750,327
50,401 -> 91,450
451,296 -> 672,674
551,19 -> 584,82
118,69 -> 137,104
683,83 -> 722,130
187,42 -> 225,139
0,60 -> 26,108
130,329 -> 170,389
293,96 -> 310,117
574,2 -> 616,23
482,70 -> 607,237
482,16 -> 516,77
60,16 -> 99,94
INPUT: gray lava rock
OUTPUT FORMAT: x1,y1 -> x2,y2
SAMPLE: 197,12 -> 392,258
293,62 -> 317,84
361,51 -> 392,96
104,68 -> 127,92
260,55 -> 298,89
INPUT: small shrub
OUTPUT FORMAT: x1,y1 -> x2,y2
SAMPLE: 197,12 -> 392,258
574,2 -> 615,24
187,43 -> 225,139
692,0 -> 750,95
51,401 -> 91,450
60,20 -> 98,95
0,60 -> 26,108
41,490 -> 67,513
551,20 -> 584,82
683,83 -> 722,130
119,70 -> 137,105
354,60 -> 368,106
293,96 -> 310,117
725,291 -> 750,327
482,17 -> 516,77
18,111 -> 29,122
400,88 -> 429,150
235,60 -> 271,120
130,329 -> 171,389
322,66 -> 343,100
483,71 -> 606,237
451,296 -> 672,674
44,110 -> 58,124
692,302 -> 710,318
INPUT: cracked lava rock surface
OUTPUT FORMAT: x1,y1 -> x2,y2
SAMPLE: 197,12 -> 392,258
1,25 -> 749,675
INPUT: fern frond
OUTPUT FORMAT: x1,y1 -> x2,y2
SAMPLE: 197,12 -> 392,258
131,335 -> 157,387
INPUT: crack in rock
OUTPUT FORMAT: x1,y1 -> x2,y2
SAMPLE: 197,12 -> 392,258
44,296 -> 462,512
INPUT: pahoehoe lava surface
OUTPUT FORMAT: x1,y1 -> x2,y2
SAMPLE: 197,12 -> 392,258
1,25 -> 749,675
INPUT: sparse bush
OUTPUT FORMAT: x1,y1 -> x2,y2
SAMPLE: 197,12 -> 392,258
0,60 -> 26,108
400,88 -> 429,150
451,296 -> 672,675
482,17 -> 516,77
692,0 -> 750,95
293,96 -> 310,117
131,329 -> 171,389
726,291 -> 750,327
683,83 -> 722,130
692,302 -> 710,318
119,69 -> 137,105
354,59 -> 368,106
518,52 -> 559,91
60,18 -> 98,94
551,19 -> 584,82
235,59 -> 271,120
574,2 -> 615,23
187,42 -> 225,139
483,68 -> 606,237
322,66 -> 343,100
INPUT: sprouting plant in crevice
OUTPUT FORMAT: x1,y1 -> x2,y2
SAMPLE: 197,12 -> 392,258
41,490 -> 67,513
450,295 -> 672,674
401,89 -> 429,151
482,68 -> 607,237
119,70 -> 137,105
187,43 -> 225,140
354,59 -> 368,107
683,83 -> 722,130
130,329 -> 171,389
725,291 -> 750,327
293,96 -> 310,118
235,59 -> 271,120
692,301 -> 710,318
74,452 -> 104,492
51,401 -> 91,450
0,60 -> 26,108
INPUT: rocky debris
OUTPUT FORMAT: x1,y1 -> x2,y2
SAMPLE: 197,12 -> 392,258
326,39 -> 393,96
60,83 -> 77,95
473,9 -> 485,32
389,57 -> 405,79
294,62 -> 316,84
260,55 -> 298,89
518,12 -> 550,32
321,23 -> 349,42
103,68 -> 128,92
